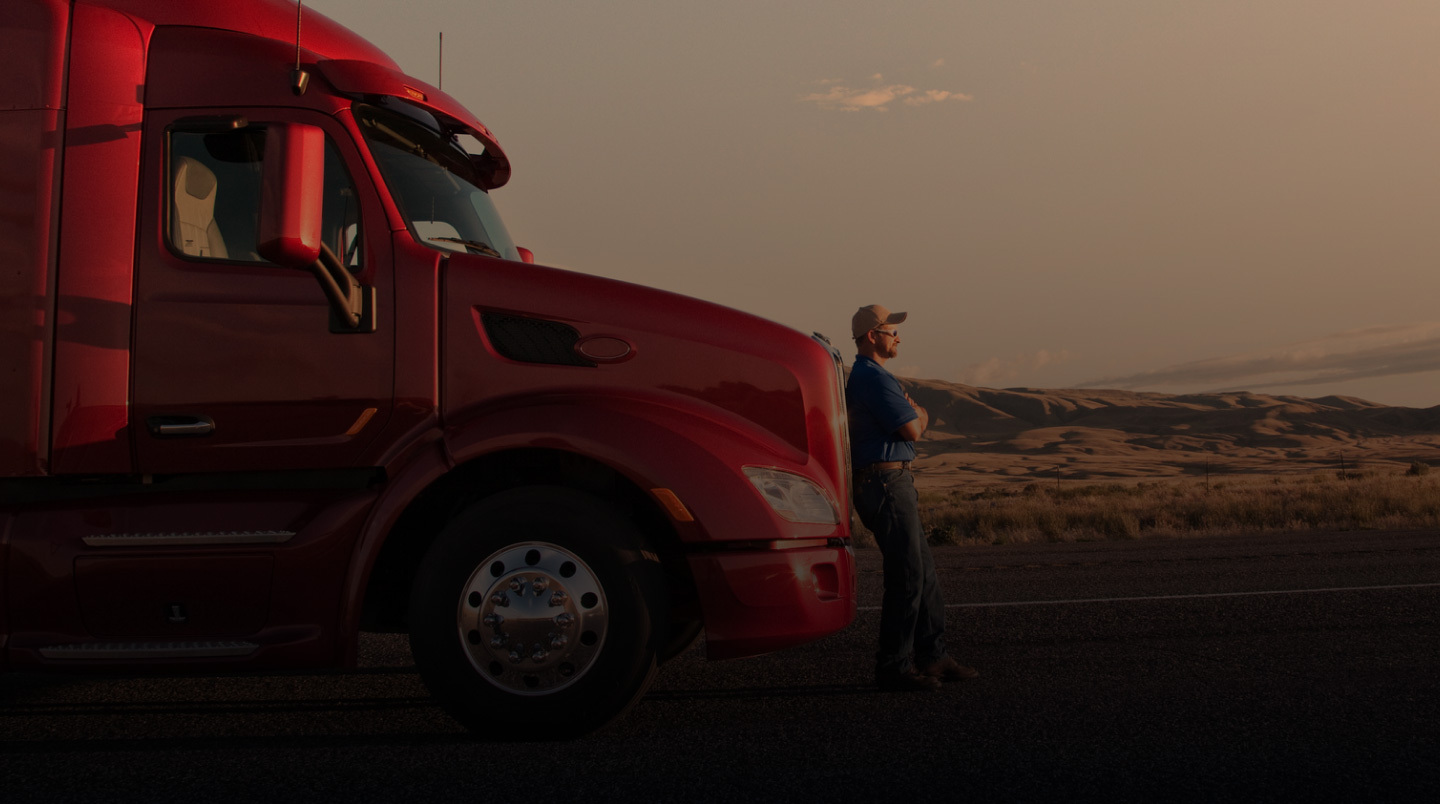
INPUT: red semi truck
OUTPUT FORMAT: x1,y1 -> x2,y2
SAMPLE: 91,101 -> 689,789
0,0 -> 855,737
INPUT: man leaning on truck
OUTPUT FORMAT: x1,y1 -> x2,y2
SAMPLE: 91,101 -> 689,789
846,305 -> 979,692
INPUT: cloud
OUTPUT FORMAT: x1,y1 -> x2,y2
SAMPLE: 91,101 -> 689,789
957,349 -> 1071,387
800,75 -> 973,112
800,83 -> 917,112
1079,323 -> 1440,392
904,89 -> 972,106
931,58 -> 945,69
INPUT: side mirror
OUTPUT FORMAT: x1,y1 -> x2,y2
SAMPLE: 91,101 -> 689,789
257,123 -> 325,268
517,247 -> 535,264
256,123 -> 375,333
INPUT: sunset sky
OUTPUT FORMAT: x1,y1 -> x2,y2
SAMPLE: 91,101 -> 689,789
308,0 -> 1440,407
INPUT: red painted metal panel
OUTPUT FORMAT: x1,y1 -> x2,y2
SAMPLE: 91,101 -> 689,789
441,253 -> 815,460
75,554 -> 274,637
440,397 -> 809,544
81,0 -> 397,70
0,1 -> 69,476
0,111 -> 63,476
47,2 -> 151,474
0,0 -> 70,112
688,546 -> 857,659
143,27 -> 369,115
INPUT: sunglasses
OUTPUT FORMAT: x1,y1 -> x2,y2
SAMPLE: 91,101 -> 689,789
872,329 -> 899,339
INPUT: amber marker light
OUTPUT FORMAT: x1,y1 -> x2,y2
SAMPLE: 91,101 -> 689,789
344,407 -> 378,436
650,488 -> 694,522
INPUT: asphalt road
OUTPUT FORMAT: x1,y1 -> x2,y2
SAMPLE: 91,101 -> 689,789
4,529 -> 1439,803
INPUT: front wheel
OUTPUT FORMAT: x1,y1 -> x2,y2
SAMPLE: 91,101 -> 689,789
409,486 -> 665,739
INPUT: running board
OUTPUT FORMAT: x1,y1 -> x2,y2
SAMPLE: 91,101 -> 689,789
38,641 -> 259,660
83,530 -> 295,547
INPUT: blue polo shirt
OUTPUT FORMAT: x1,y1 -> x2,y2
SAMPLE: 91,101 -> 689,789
846,355 -> 918,466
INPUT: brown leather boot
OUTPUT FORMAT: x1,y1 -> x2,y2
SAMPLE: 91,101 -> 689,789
918,656 -> 979,682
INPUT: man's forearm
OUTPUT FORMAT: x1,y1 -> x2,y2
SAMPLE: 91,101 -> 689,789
897,405 -> 928,442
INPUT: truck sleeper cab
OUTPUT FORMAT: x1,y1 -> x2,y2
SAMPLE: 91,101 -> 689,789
0,0 -> 855,738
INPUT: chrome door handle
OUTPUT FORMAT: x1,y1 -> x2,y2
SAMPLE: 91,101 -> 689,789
147,415 -> 216,437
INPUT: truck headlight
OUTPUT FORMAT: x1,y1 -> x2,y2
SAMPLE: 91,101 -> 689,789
743,467 -> 839,524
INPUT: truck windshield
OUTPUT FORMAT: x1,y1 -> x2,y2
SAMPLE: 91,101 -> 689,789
355,102 -> 519,261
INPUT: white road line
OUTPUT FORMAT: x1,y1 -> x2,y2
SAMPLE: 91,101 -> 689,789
854,581 -> 1440,611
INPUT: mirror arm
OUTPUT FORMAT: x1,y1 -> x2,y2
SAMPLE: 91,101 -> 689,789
306,243 -> 365,329
303,244 -> 357,325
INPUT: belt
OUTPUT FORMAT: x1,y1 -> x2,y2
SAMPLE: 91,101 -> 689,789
856,461 -> 910,477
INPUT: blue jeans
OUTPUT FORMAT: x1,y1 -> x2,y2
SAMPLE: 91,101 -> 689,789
854,468 -> 948,676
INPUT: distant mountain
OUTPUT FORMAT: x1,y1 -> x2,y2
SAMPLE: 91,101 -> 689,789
886,376 -> 1440,484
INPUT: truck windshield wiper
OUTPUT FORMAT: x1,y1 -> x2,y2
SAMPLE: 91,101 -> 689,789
427,236 -> 501,258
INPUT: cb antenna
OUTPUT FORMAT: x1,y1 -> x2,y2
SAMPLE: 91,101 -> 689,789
291,1 -> 310,95
438,32 -> 444,89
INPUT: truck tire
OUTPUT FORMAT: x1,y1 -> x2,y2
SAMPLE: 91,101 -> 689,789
658,619 -> 704,663
409,486 -> 665,739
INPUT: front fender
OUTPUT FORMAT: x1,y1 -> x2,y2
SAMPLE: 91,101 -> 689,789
442,390 -> 840,545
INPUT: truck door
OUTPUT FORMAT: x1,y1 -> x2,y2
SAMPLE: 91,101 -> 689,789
132,110 -> 394,474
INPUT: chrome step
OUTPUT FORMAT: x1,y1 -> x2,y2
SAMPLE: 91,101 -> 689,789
38,641 -> 259,659
83,530 -> 295,547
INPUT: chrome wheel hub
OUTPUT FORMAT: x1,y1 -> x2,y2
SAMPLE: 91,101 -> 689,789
457,542 -> 608,695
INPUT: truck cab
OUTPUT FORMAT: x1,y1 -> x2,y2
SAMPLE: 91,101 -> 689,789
0,0 -> 855,737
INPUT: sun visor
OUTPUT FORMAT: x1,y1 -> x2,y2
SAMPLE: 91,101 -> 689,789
317,59 -> 510,188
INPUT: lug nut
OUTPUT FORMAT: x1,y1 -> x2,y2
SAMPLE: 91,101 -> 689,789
491,593 -> 509,607
490,634 -> 507,648
550,635 -> 567,649
555,613 -> 574,628
549,591 -> 567,607
508,649 -> 523,664
532,578 -> 549,594
508,579 -> 523,593
482,613 -> 503,628
531,648 -> 548,662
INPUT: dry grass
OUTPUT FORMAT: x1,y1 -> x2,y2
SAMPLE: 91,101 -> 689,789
851,471 -> 1440,547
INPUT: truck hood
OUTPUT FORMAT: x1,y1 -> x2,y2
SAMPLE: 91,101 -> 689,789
440,254 -> 837,459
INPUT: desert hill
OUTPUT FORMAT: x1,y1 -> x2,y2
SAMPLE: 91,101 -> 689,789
889,376 -> 1440,487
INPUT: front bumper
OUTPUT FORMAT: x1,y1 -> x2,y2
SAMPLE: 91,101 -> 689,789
686,541 -> 856,660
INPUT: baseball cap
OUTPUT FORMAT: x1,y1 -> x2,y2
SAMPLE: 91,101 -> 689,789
851,304 -> 907,339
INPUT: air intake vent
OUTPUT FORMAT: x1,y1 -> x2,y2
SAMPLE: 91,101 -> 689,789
481,313 -> 596,367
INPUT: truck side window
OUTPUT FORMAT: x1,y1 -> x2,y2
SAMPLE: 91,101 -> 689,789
167,128 -> 364,270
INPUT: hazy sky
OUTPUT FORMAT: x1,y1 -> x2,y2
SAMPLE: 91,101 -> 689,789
308,0 -> 1440,407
